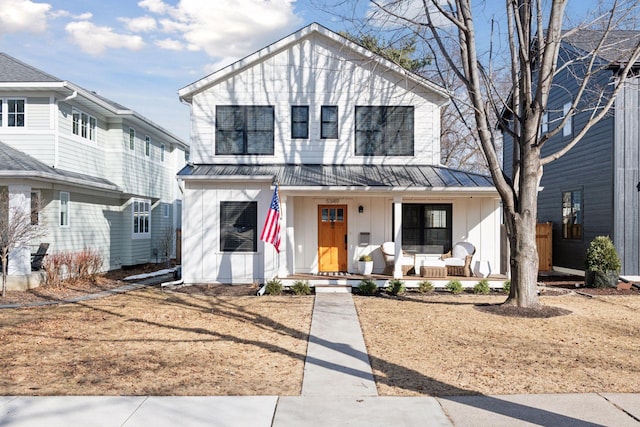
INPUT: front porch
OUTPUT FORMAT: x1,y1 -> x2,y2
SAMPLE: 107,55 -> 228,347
282,272 -> 508,293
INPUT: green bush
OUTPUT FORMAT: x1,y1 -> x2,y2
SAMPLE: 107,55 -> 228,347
418,280 -> 434,293
358,279 -> 378,295
386,278 -> 405,295
291,280 -> 312,295
584,236 -> 621,288
474,279 -> 491,294
446,279 -> 463,294
265,278 -> 283,295
502,280 -> 511,293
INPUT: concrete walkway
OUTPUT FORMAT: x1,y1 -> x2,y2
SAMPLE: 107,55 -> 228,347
2,292 -> 640,426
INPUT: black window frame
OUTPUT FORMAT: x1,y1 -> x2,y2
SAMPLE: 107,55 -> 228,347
562,189 -> 583,240
355,106 -> 414,156
216,105 -> 274,155
291,105 -> 309,139
392,203 -> 452,254
220,201 -> 258,252
320,105 -> 338,139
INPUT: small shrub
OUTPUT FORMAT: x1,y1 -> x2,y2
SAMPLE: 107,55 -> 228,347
446,279 -> 463,294
474,279 -> 491,294
265,278 -> 283,295
358,279 -> 378,295
418,280 -> 434,293
291,280 -> 311,295
386,278 -> 405,295
584,236 -> 621,288
358,254 -> 372,262
502,280 -> 511,293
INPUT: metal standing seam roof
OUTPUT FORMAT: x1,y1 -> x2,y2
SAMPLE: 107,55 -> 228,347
177,164 -> 494,188
0,141 -> 121,191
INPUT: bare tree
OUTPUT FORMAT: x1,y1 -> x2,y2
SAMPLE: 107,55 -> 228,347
367,0 -> 640,307
0,188 -> 45,297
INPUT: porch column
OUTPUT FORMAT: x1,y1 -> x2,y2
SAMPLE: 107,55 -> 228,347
278,194 -> 289,278
7,185 -> 32,276
393,196 -> 403,279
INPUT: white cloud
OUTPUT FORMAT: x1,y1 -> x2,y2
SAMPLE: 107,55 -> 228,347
65,21 -> 146,55
155,37 -> 184,50
0,0 -> 51,34
119,15 -> 157,32
49,10 -> 92,20
142,0 -> 302,58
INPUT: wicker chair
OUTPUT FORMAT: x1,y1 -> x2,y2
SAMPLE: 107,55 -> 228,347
380,242 -> 415,275
441,242 -> 475,277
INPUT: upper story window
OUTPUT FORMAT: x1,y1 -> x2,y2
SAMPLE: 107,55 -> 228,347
145,135 -> 150,156
129,127 -> 135,150
72,108 -> 96,141
59,191 -> 69,227
355,106 -> 414,156
562,102 -> 572,137
541,112 -> 549,134
0,98 -> 26,127
133,199 -> 150,236
160,143 -> 165,161
562,189 -> 582,240
216,105 -> 274,155
321,106 -> 338,139
291,106 -> 309,139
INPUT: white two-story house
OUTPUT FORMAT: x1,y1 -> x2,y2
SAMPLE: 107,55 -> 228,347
177,23 -> 501,285
0,53 -> 189,289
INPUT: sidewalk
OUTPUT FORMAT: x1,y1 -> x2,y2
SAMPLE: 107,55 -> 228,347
1,292 -> 640,426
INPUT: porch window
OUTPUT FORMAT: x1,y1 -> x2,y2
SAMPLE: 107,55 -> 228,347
393,204 -> 452,254
220,201 -> 257,252
291,106 -> 309,139
320,105 -> 338,139
216,106 -> 274,155
355,106 -> 414,156
562,190 -> 582,239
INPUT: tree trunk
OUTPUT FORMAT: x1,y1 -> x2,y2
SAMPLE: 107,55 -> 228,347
1,253 -> 7,298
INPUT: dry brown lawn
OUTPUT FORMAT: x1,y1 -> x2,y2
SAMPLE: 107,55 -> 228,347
1,275 -> 640,397
354,292 -> 640,396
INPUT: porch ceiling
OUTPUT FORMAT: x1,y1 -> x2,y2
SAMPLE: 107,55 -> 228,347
178,164 -> 495,191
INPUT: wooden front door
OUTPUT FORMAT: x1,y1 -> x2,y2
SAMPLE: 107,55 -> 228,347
318,205 -> 347,272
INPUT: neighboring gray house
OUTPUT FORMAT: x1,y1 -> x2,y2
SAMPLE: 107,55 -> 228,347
0,53 -> 189,289
502,30 -> 640,276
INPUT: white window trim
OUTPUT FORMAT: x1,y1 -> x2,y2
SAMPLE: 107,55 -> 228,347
60,191 -> 70,228
145,135 -> 150,157
0,98 -> 27,128
163,203 -> 170,218
129,127 -> 136,150
132,198 -> 151,238
72,107 -> 97,141
563,102 -> 572,137
160,143 -> 165,162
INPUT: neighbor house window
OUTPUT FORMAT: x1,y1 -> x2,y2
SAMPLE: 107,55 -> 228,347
72,108 -> 96,140
393,204 -> 452,254
355,106 -> 414,156
216,106 -> 274,155
31,191 -> 40,226
129,127 -> 135,150
291,106 -> 309,139
321,106 -> 338,139
59,191 -> 69,227
541,111 -> 549,134
220,201 -> 257,252
562,190 -> 582,239
133,199 -> 150,236
163,203 -> 170,218
145,135 -> 150,156
563,102 -> 572,137
7,99 -> 25,127
160,143 -> 165,161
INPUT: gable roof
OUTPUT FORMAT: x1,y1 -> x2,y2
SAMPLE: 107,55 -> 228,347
0,141 -> 120,192
0,53 -> 187,149
178,22 -> 449,103
562,30 -> 640,66
178,163 -> 495,193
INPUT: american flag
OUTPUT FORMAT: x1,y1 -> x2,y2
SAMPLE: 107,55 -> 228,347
260,184 -> 281,252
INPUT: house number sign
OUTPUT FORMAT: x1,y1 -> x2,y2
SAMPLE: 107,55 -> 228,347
325,198 -> 340,204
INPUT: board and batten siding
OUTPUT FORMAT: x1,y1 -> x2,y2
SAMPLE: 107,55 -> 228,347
614,77 -> 640,275
189,35 -> 443,167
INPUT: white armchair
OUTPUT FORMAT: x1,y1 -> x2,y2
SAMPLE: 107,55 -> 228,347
441,242 -> 476,277
380,242 -> 416,275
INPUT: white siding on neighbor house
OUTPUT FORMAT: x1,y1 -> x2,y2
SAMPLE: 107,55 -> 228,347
292,195 -> 501,276
37,188 -> 125,271
182,182 -> 274,284
25,97 -> 51,130
189,35 -> 443,166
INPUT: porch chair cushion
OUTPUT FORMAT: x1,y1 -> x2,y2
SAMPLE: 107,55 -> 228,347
441,241 -> 475,277
380,242 -> 415,275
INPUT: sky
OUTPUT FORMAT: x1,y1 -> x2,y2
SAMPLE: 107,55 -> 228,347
0,0 -> 598,143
